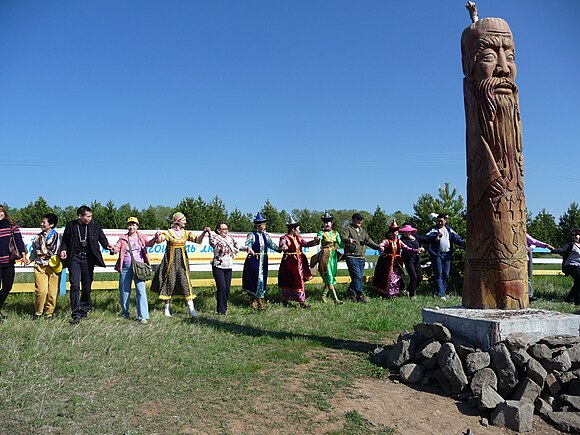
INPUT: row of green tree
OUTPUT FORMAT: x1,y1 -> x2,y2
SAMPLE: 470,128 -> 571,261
3,183 -> 579,246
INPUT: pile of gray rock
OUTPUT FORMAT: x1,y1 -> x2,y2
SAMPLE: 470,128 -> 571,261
373,322 -> 580,433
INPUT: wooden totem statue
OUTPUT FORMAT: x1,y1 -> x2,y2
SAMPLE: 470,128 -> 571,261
461,2 -> 528,309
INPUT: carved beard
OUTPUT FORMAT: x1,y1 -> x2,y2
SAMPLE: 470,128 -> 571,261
474,77 -> 522,184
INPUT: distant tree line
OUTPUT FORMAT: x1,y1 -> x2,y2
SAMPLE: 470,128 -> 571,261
3,183 -> 578,247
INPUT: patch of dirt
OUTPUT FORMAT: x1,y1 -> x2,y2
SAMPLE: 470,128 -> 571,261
136,351 -> 565,434
328,377 -> 564,434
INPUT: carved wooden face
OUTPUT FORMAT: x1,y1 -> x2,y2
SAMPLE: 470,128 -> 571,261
473,37 -> 517,84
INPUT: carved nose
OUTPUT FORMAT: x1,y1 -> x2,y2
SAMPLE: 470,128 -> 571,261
495,50 -> 510,77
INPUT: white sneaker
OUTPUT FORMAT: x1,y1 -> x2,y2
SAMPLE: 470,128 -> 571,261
440,296 -> 447,301
164,309 -> 172,317
139,319 -> 148,324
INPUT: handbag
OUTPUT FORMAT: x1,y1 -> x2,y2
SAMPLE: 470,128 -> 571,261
127,237 -> 152,281
9,227 -> 22,262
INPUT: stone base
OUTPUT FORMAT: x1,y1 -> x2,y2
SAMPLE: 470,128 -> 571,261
422,307 -> 580,350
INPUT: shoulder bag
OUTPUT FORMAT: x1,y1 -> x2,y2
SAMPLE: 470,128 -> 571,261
9,226 -> 23,262
127,237 -> 152,281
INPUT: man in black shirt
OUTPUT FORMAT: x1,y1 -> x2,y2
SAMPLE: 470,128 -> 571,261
60,205 -> 113,324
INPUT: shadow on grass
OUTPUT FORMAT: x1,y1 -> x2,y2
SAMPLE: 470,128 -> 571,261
193,316 -> 375,354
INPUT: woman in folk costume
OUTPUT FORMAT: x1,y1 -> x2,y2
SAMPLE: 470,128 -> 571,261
372,220 -> 423,298
242,212 -> 280,310
316,211 -> 344,304
150,212 -> 208,317
278,215 -> 320,308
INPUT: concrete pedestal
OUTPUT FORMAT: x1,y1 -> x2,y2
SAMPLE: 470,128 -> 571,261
422,307 -> 580,350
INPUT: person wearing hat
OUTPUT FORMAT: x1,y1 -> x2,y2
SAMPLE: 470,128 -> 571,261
30,213 -> 62,320
424,214 -> 465,301
110,217 -> 156,323
551,229 -> 580,305
399,223 -> 426,298
242,212 -> 279,310
372,220 -> 423,298
60,205 -> 114,324
340,212 -> 381,303
316,211 -> 344,304
150,212 -> 209,318
278,215 -> 320,308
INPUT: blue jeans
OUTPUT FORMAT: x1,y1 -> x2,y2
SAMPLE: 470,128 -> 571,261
431,252 -> 451,297
345,257 -> 366,297
119,262 -> 149,320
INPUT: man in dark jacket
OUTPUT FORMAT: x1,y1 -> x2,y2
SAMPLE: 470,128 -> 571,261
340,213 -> 381,303
60,205 -> 112,324
424,214 -> 465,300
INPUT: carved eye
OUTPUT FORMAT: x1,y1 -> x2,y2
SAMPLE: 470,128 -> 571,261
478,50 -> 497,62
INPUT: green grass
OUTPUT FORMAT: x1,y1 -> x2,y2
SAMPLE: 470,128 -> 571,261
0,274 -> 575,434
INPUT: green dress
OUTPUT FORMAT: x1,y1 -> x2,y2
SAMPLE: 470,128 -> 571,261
316,230 -> 344,286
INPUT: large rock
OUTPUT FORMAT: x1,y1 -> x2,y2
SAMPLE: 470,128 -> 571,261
451,335 -> 476,360
438,342 -> 468,394
372,347 -> 389,365
415,340 -> 442,361
547,411 -> 580,433
541,350 -> 572,373
504,332 -> 532,351
511,378 -> 542,404
414,322 -> 451,342
470,368 -> 497,396
490,400 -> 534,432
545,373 -> 561,396
489,343 -> 518,395
535,397 -> 553,416
434,369 -> 453,396
529,343 -> 553,360
539,335 -> 580,347
479,384 -> 504,411
465,351 -> 490,375
568,379 -> 580,396
386,339 -> 412,369
558,369 -> 580,385
560,394 -> 580,412
399,363 -> 424,384
420,355 -> 439,370
526,357 -> 547,389
510,348 -> 531,368
567,343 -> 580,368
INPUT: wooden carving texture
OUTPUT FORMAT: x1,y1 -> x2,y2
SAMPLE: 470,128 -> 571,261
461,18 -> 528,309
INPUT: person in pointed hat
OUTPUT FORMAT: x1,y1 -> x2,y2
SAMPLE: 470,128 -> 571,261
315,211 -> 345,304
372,220 -> 423,298
278,215 -> 320,308
399,223 -> 426,298
242,212 -> 280,310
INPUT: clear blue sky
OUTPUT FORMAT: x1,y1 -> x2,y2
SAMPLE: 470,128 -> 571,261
1,1 -> 578,219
